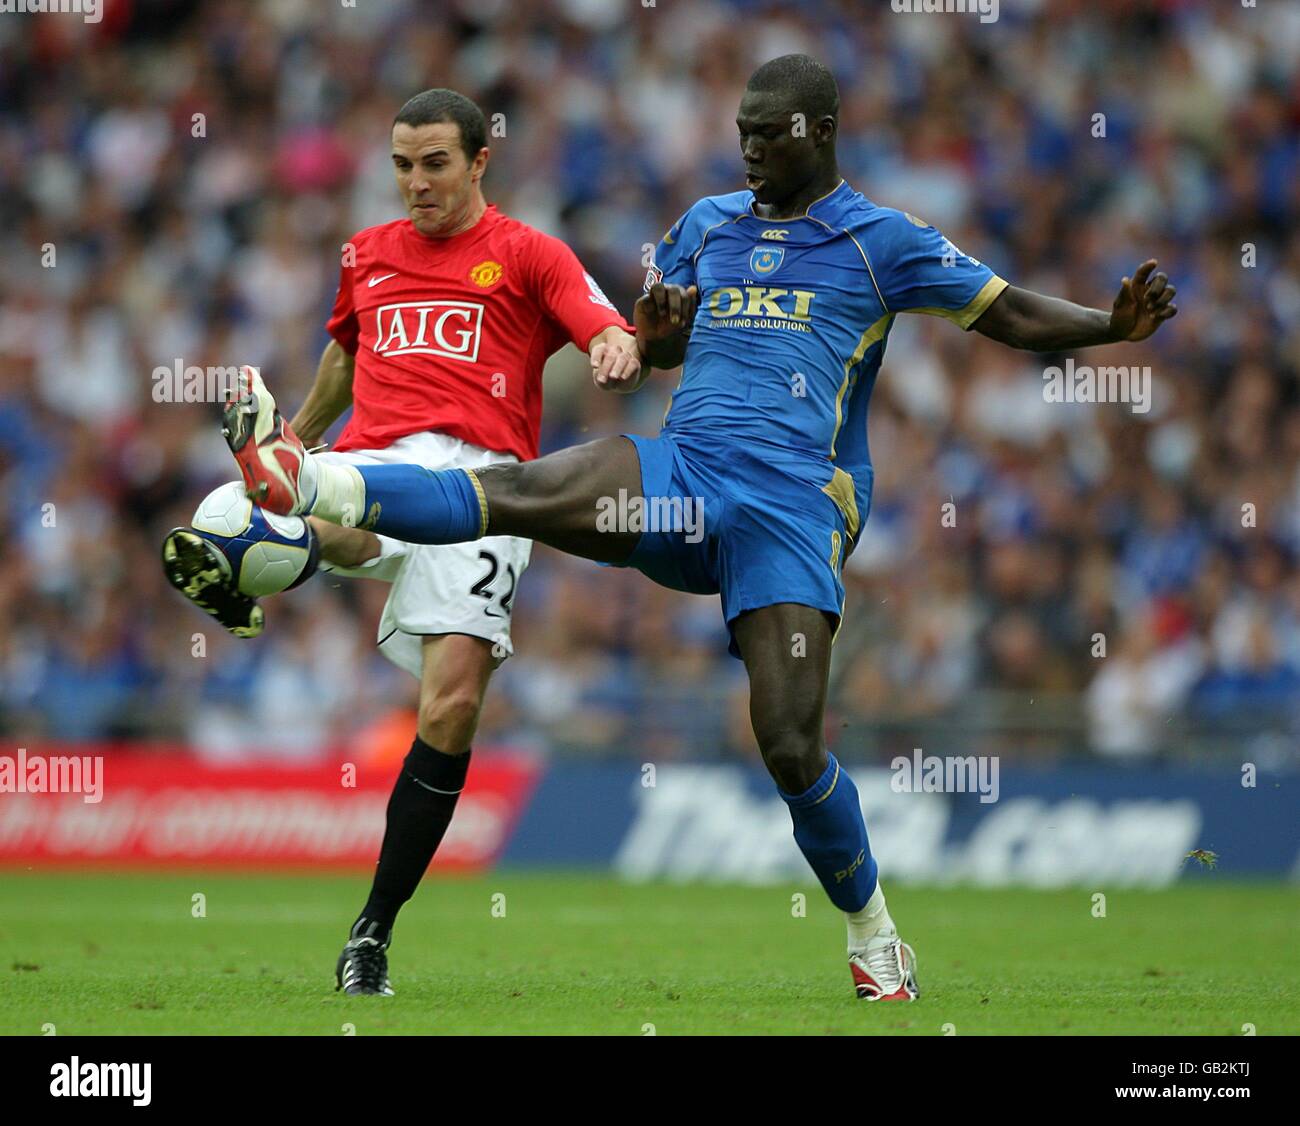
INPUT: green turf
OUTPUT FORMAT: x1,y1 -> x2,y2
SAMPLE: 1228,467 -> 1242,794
0,870 -> 1296,1035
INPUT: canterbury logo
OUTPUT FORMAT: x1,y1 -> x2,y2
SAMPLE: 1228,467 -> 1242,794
760,229 -> 789,241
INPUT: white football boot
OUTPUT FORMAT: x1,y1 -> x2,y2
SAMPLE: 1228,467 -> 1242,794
222,365 -> 317,516
849,927 -> 920,1002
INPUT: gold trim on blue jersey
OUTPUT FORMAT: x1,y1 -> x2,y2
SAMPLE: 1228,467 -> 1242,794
662,212 -> 687,246
464,469 -> 489,538
822,468 -> 860,541
794,209 -> 888,315
661,384 -> 678,428
691,213 -> 750,270
831,313 -> 894,459
905,275 -> 1009,329
745,178 -> 847,221
739,178 -> 890,313
829,526 -> 846,650
837,226 -> 888,314
809,757 -> 840,805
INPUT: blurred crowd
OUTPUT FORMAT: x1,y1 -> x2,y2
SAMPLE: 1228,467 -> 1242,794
1,0 -> 1298,763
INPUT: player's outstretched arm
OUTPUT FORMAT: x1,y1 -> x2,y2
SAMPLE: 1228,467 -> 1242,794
589,325 -> 649,393
635,283 -> 699,370
289,340 -> 356,447
973,259 -> 1177,351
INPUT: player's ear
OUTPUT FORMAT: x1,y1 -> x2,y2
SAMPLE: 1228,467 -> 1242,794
471,146 -> 490,184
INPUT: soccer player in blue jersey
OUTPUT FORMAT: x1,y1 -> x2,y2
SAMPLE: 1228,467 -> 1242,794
222,55 -> 1176,1000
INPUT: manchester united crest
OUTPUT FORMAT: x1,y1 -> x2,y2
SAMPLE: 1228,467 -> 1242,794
470,260 -> 503,287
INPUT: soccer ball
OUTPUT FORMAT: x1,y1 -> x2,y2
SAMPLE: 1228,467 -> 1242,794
190,481 -> 319,597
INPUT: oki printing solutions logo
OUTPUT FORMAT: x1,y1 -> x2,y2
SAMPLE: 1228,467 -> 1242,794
374,301 -> 483,362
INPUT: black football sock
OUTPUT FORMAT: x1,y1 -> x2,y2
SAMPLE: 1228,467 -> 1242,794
351,736 -> 472,945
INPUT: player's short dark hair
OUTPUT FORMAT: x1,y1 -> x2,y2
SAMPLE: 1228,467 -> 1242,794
393,89 -> 488,161
746,54 -> 840,125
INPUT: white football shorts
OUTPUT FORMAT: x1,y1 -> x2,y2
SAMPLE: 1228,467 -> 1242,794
316,430 -> 533,679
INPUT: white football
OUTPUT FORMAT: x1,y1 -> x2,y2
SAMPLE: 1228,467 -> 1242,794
190,481 -> 318,597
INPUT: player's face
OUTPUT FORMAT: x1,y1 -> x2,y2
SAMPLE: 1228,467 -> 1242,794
736,90 -> 821,208
391,122 -> 488,237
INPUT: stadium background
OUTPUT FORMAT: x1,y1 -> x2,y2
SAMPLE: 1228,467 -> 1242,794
0,0 -> 1297,877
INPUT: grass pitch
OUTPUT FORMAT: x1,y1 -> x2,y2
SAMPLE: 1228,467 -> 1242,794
1,870 -> 1296,1035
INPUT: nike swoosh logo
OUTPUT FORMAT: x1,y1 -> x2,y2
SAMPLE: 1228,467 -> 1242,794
367,273 -> 398,288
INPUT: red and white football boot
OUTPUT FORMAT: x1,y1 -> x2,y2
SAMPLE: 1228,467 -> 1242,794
849,930 -> 920,1001
221,365 -> 316,516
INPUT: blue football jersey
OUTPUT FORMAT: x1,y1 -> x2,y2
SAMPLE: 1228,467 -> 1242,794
646,180 -> 1007,530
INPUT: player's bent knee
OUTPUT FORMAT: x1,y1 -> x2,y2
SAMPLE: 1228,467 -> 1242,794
477,460 -> 554,503
493,460 -> 570,505
417,691 -> 482,754
756,731 -> 825,795
476,462 -> 565,534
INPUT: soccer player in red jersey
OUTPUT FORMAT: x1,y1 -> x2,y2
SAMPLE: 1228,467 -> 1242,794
164,89 -> 642,995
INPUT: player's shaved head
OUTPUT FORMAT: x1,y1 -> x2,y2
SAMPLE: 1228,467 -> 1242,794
746,54 -> 840,127
737,55 -> 841,217
394,88 -> 487,162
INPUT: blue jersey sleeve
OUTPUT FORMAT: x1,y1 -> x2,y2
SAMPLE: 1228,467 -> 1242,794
645,208 -> 701,292
870,209 -> 1007,328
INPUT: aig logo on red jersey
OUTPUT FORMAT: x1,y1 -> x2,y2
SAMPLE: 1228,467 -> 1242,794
374,301 -> 483,363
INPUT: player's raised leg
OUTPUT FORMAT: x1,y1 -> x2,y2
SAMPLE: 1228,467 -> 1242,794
337,632 -> 494,996
732,602 -> 918,1002
224,364 -> 644,562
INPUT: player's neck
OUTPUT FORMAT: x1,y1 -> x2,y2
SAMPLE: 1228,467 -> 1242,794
426,190 -> 488,239
755,168 -> 842,220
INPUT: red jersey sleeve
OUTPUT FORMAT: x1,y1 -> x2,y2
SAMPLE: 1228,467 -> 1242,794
523,231 -> 633,351
325,251 -> 360,355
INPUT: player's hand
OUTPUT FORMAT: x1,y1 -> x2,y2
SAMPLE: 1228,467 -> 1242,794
1109,259 -> 1177,342
635,284 -> 699,343
590,328 -> 645,393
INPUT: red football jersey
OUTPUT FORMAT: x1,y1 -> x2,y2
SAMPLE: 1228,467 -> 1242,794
327,206 -> 632,461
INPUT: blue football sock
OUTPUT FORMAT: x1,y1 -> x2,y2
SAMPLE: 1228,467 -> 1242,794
354,464 -> 486,544
779,752 -> 878,913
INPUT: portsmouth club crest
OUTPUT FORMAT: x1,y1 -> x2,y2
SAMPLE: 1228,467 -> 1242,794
750,245 -> 784,276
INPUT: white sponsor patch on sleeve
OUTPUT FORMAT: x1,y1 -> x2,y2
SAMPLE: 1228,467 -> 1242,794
643,264 -> 663,292
584,271 -> 616,310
